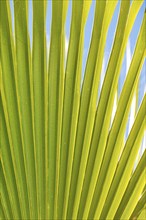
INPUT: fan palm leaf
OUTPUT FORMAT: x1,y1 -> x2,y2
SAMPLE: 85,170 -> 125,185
0,0 -> 145,219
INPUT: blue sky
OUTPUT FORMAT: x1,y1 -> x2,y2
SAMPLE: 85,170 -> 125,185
8,0 -> 146,153
9,0 -> 146,103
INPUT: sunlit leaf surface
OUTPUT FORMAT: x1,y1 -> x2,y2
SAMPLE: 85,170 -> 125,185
0,0 -> 145,219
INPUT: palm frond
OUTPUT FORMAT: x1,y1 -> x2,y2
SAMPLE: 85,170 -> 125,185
0,0 -> 145,220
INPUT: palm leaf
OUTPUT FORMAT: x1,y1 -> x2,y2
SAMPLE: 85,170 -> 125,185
0,0 -> 145,219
